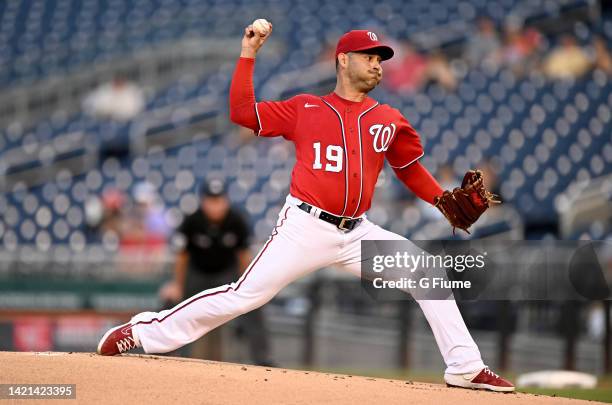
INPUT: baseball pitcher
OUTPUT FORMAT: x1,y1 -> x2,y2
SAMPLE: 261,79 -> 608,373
98,21 -> 513,392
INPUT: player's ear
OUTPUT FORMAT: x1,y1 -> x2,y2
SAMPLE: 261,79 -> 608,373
337,53 -> 349,70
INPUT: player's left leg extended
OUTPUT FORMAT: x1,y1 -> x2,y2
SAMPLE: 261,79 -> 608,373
333,218 -> 514,391
97,202 -> 341,357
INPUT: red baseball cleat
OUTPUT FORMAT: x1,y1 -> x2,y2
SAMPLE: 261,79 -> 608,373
444,367 -> 515,392
97,322 -> 141,356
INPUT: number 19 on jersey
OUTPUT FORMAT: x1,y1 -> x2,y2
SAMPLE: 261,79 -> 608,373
313,142 -> 343,173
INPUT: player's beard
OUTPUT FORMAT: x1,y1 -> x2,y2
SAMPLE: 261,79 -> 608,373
349,69 -> 382,93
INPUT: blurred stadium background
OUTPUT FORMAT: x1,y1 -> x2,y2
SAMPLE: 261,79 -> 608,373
0,0 -> 611,386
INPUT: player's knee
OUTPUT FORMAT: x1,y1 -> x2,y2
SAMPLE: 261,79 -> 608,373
236,291 -> 274,314
236,301 -> 259,315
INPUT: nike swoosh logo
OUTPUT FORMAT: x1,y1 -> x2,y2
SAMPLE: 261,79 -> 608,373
304,103 -> 319,108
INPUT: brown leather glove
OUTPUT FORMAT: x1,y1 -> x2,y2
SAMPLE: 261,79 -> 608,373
434,169 -> 501,234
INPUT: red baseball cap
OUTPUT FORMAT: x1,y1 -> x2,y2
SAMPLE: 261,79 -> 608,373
335,30 -> 394,61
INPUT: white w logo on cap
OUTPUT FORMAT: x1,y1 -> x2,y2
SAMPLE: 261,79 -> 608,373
367,31 -> 378,41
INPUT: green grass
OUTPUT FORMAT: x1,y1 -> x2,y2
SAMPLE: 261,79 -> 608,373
303,367 -> 612,403
518,387 -> 612,403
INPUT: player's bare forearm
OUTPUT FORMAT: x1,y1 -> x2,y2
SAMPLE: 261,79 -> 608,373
393,161 -> 444,205
240,48 -> 257,59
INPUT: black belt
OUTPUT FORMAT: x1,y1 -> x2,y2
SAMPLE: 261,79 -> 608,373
298,202 -> 362,231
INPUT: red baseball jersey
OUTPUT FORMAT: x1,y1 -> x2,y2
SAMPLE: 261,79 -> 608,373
255,92 -> 424,217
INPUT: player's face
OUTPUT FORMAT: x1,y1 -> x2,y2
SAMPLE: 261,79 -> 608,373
346,52 -> 383,92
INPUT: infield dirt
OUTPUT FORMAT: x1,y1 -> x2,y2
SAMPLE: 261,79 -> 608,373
0,352 -> 605,404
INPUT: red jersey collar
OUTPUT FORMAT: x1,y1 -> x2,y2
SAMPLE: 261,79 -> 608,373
325,92 -> 378,111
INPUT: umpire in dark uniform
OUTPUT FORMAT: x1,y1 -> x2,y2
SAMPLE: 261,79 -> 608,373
161,179 -> 274,365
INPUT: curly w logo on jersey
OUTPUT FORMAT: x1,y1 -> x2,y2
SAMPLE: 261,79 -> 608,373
369,123 -> 396,152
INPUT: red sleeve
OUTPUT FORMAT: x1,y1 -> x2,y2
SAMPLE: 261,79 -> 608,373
255,97 -> 298,139
393,161 -> 444,205
228,57 -> 298,139
385,113 -> 424,169
229,57 -> 259,131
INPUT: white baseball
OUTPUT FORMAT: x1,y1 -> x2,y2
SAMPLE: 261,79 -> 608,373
252,18 -> 271,36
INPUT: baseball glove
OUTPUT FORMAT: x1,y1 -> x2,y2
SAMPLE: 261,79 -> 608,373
434,169 -> 500,234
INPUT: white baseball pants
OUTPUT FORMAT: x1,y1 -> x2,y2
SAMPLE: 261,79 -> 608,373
131,195 -> 485,374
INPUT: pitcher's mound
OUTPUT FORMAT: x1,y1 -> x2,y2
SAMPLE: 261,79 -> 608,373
0,352 -> 599,404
